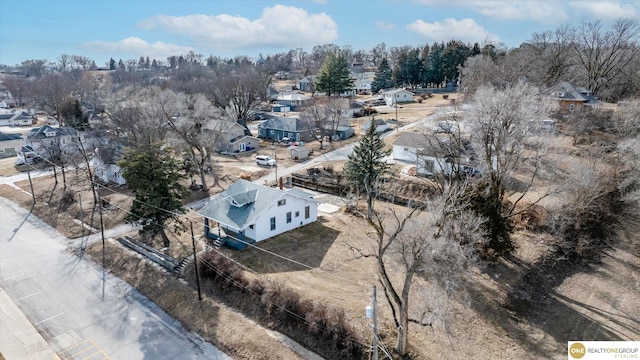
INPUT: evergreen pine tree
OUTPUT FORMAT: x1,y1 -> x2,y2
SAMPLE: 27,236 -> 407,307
315,50 -> 354,97
119,142 -> 189,248
343,122 -> 391,217
371,58 -> 394,93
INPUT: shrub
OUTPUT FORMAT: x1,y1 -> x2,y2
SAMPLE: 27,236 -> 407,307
195,251 -> 364,359
442,94 -> 449,100
548,167 -> 622,263
62,190 -> 75,204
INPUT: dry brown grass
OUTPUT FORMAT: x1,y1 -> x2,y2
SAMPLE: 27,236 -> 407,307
1,100 -> 637,359
84,240 -> 308,360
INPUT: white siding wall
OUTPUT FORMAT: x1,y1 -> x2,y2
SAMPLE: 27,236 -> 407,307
392,144 -> 418,163
417,155 -> 448,175
251,194 -> 318,242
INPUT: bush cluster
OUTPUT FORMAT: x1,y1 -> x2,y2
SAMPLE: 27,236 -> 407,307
550,182 -> 622,263
196,251 -> 364,359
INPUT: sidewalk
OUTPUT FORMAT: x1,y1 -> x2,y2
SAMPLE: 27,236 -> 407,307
0,287 -> 59,360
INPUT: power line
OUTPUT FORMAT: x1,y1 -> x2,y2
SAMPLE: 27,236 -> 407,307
17,135 -> 383,357
195,254 -> 370,350
19,149 -> 378,325
97,196 -> 370,301
86,195 -> 371,350
88,180 -> 372,291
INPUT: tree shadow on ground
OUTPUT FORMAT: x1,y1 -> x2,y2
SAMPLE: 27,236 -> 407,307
229,218 -> 340,273
7,203 -> 34,242
467,252 -> 628,360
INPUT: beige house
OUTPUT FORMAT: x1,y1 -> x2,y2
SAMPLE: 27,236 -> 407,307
203,120 -> 260,154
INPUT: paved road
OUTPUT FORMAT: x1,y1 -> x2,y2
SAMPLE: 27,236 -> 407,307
0,198 -> 230,360
253,106 -> 452,185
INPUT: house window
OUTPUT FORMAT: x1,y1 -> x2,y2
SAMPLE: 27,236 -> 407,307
270,130 -> 275,135
277,199 -> 286,206
404,147 -> 409,151
249,224 -> 254,229
295,211 -> 300,217
286,212 -> 292,223
270,217 -> 276,231
305,206 -> 310,219
569,103 -> 575,112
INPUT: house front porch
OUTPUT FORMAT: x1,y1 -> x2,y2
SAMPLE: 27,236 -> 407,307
204,218 -> 256,250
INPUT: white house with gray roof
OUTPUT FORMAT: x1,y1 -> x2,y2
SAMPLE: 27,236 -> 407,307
383,89 -> 414,106
393,132 -> 489,177
198,180 -> 319,250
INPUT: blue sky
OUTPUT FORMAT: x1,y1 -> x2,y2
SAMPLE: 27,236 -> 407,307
1,0 -> 638,67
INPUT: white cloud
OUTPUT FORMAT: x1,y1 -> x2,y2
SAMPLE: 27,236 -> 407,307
375,20 -> 396,30
81,37 -> 193,58
415,0 -> 568,24
406,18 -> 500,43
568,1 -> 638,20
137,5 -> 338,50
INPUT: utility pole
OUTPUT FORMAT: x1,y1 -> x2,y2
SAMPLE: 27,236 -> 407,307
27,169 -> 35,205
98,193 -> 106,267
366,285 -> 378,360
98,192 -> 106,300
190,221 -> 202,301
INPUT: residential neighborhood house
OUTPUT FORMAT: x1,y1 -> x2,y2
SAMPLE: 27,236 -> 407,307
298,75 -> 316,92
275,92 -> 315,110
0,109 -> 34,127
553,82 -> 601,114
25,125 -> 83,160
0,131 -> 23,158
203,119 -> 259,154
258,115 -> 315,142
364,119 -> 392,134
383,89 -> 415,106
198,179 -> 320,250
93,143 -> 126,185
392,132 -> 488,176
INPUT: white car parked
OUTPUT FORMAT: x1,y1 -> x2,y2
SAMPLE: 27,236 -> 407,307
256,155 -> 277,167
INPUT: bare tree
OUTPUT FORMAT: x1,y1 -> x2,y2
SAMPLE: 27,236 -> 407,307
573,19 -> 640,98
31,132 -> 68,187
147,88 -> 226,191
20,59 -> 48,77
1,75 -> 32,108
549,162 -> 621,262
299,98 -> 348,149
615,100 -> 640,204
35,73 -> 72,123
460,55 -> 499,99
466,82 -> 556,253
207,66 -> 271,134
57,54 -> 71,71
104,87 -> 169,146
525,25 -> 577,87
351,182 -> 485,355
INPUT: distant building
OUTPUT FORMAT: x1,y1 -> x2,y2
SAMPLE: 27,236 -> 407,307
552,82 -> 601,114
382,89 -> 414,106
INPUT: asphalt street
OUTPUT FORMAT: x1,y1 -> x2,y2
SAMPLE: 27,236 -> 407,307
0,198 -> 230,360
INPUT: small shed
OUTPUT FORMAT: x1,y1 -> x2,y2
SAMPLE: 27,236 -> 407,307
271,104 -> 290,113
289,145 -> 312,161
